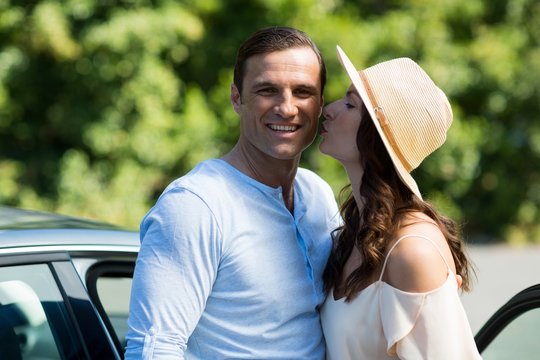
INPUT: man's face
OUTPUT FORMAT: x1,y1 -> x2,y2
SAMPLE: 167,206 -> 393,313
230,47 -> 323,161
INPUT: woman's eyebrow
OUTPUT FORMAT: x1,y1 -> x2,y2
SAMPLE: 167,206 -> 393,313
346,90 -> 362,103
346,90 -> 359,99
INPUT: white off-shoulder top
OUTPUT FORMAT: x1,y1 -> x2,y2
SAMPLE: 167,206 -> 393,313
321,234 -> 482,360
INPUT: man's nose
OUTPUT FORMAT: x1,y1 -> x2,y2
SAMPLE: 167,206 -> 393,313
275,92 -> 299,118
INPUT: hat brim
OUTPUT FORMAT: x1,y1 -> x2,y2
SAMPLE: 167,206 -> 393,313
336,45 -> 422,200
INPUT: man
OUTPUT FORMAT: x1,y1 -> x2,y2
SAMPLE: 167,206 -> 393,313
125,26 -> 340,359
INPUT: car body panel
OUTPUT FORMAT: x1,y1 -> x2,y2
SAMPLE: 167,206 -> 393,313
474,284 -> 540,357
0,207 -> 139,359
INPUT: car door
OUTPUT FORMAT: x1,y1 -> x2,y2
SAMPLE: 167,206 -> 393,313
0,253 -> 120,359
475,284 -> 540,358
83,259 -> 135,357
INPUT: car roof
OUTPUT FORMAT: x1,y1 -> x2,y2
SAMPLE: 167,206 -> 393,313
0,206 -> 122,230
0,206 -> 139,250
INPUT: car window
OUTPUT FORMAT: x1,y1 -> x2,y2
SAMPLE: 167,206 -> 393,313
85,262 -> 134,356
0,263 -> 84,359
96,276 -> 132,350
481,308 -> 540,359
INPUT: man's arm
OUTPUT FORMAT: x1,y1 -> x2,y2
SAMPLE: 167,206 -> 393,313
124,188 -> 222,359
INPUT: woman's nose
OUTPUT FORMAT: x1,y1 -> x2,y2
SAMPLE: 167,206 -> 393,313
322,104 -> 333,120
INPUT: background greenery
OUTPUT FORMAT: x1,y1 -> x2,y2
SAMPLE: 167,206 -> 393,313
1,0 -> 539,243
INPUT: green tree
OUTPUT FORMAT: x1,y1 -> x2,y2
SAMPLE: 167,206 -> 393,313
1,0 -> 540,243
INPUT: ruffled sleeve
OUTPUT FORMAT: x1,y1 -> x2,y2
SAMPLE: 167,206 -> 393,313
379,275 -> 482,360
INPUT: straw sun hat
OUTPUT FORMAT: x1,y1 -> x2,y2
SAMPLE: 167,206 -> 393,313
336,45 -> 453,200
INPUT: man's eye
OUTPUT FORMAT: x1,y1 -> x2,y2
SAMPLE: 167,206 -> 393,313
257,88 -> 277,95
345,103 -> 355,109
294,89 -> 316,99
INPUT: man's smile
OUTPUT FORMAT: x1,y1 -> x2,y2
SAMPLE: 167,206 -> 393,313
267,124 -> 299,132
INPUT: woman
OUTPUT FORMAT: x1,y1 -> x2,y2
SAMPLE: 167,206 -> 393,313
319,46 -> 482,359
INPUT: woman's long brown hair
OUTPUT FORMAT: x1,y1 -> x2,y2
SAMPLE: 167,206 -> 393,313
323,104 -> 474,301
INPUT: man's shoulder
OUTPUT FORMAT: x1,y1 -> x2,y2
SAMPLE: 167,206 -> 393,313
165,159 -> 227,191
296,167 -> 333,192
296,167 -> 339,217
297,166 -> 323,182
143,160 -> 230,222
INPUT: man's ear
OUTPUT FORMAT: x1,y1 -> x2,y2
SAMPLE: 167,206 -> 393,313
230,84 -> 242,114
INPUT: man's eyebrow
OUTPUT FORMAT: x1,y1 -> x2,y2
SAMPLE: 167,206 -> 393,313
251,81 -> 277,89
295,84 -> 319,92
250,81 -> 319,94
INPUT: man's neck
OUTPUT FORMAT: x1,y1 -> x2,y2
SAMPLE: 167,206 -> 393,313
221,144 -> 299,213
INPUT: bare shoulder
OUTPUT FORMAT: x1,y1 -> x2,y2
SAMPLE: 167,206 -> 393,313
384,213 -> 454,293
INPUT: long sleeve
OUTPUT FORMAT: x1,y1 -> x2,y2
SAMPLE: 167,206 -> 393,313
124,188 -> 222,359
126,160 -> 336,359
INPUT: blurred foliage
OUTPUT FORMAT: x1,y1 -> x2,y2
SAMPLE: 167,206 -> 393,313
1,0 -> 540,243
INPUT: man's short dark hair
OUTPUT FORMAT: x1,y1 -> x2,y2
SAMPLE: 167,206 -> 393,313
233,26 -> 327,95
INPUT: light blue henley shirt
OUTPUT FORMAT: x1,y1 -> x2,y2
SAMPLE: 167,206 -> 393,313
125,159 -> 340,359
